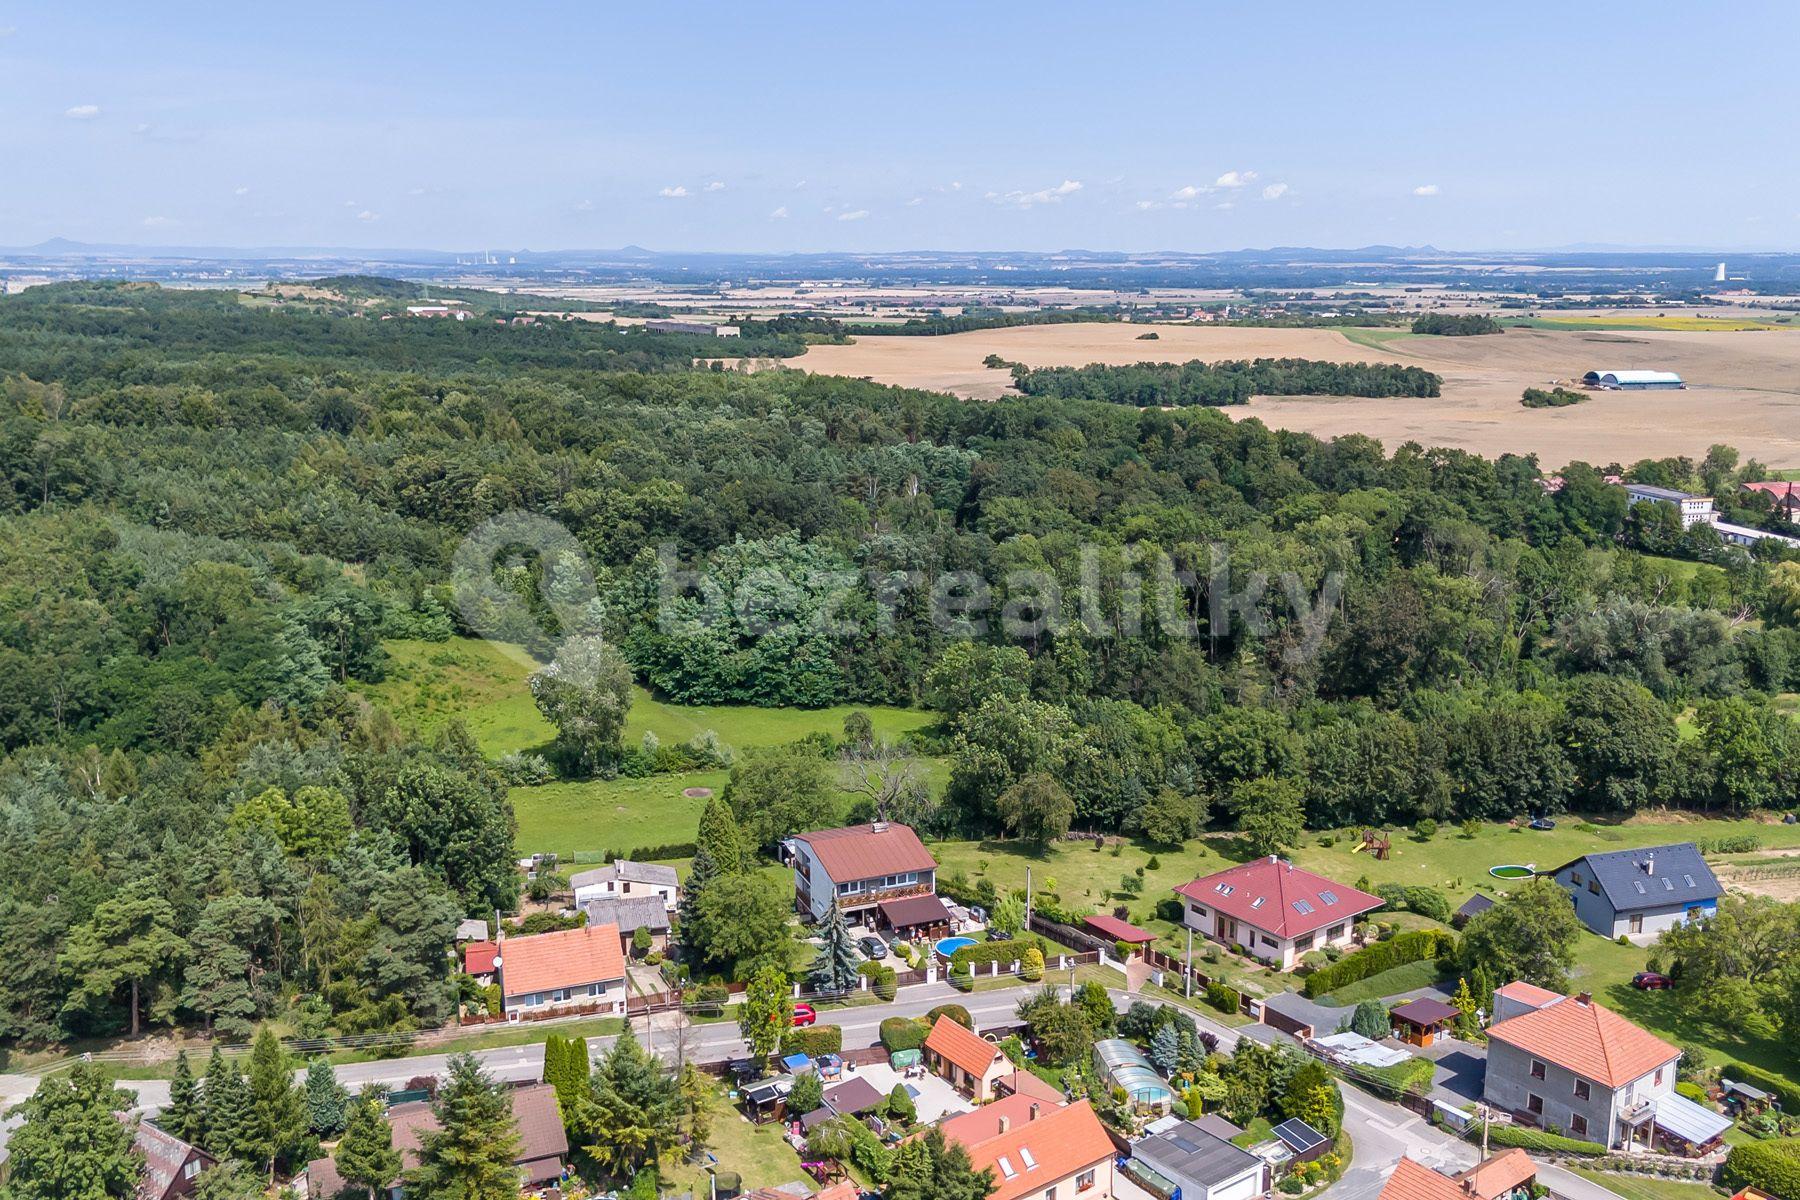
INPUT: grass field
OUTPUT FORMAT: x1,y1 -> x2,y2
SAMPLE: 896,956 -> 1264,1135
358,638 -> 936,758
1318,959 -> 1446,1007
1567,1168 -> 1723,1200
663,1084 -> 808,1197
1511,315 -> 1796,332
358,637 -> 940,859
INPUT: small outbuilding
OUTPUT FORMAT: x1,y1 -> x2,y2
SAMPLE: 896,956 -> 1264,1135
1390,997 -> 1461,1047
1084,912 -> 1156,949
1453,893 -> 1495,928
1582,370 -> 1685,390
1093,1038 -> 1175,1112
1272,1118 -> 1332,1165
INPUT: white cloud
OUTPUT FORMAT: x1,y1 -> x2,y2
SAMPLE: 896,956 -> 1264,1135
837,209 -> 870,221
141,215 -> 176,228
234,186 -> 251,196
573,199 -> 595,212
1413,184 -> 1440,196
0,26 -> 18,37
704,180 -> 725,192
1172,184 -> 1212,200
1135,200 -> 1163,211
907,196 -> 925,207
1214,200 -> 1236,210
987,179 -> 1083,208
769,205 -> 789,219
356,210 -> 379,221
658,185 -> 689,198
65,104 -> 101,120
1261,183 -> 1289,200
1215,170 -> 1258,188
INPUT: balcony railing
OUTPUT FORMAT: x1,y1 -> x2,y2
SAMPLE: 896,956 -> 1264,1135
837,881 -> 935,907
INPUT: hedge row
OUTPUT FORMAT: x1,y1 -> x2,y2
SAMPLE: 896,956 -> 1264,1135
783,1025 -> 843,1056
881,1017 -> 929,1052
948,937 -> 1038,973
1721,1139 -> 1800,1198
1726,1062 -> 1800,1112
859,961 -> 897,1001
570,840 -> 696,864
1303,930 -> 1453,998
1483,1123 -> 1606,1156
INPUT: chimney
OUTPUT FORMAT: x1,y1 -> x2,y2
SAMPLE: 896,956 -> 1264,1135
1645,853 -> 1655,876
1575,992 -> 1592,1006
1029,1103 -> 1041,1122
997,1115 -> 1010,1134
872,821 -> 889,833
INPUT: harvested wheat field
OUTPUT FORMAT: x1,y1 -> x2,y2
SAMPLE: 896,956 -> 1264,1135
796,323 -> 1800,467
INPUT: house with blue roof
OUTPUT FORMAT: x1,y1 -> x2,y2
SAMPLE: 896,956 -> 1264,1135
1548,843 -> 1720,940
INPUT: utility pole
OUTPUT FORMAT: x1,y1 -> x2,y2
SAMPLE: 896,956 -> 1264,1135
1184,927 -> 1194,999
1025,866 -> 1032,934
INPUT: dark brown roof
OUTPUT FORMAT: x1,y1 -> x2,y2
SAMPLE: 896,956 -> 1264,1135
132,1120 -> 214,1200
1391,997 -> 1460,1026
306,1082 -> 568,1194
878,893 -> 951,928
795,822 -> 936,882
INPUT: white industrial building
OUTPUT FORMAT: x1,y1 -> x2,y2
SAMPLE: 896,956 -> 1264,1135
1583,370 -> 1685,390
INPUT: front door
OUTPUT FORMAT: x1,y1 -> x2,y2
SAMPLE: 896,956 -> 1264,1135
1629,913 -> 1644,935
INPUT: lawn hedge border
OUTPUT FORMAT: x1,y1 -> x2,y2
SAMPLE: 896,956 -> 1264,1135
1721,1138 -> 1800,1198
1302,930 -> 1453,998
1725,1062 -> 1800,1112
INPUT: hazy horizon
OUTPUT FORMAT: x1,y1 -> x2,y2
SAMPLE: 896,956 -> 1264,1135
5,2 -> 1799,254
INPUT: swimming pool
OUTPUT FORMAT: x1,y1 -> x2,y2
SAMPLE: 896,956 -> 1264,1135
934,936 -> 977,958
1489,864 -> 1535,879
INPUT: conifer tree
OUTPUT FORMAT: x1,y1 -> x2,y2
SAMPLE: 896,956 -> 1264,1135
407,1053 -> 521,1200
304,1057 -> 348,1138
695,795 -> 745,875
164,1049 -> 202,1143
335,1091 -> 402,1200
247,1027 -> 308,1178
0,1065 -> 139,1200
809,901 -> 860,996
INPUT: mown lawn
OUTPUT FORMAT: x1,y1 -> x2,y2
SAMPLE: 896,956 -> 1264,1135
1318,959 -> 1445,1007
359,637 -> 935,758
662,1085 -> 809,1197
1566,1168 -> 1724,1200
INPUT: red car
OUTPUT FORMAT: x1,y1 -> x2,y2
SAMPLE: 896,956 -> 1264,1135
1632,972 -> 1672,990
791,1002 -> 818,1027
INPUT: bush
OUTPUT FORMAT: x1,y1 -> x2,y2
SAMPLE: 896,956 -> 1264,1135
1700,834 -> 1764,855
1722,1140 -> 1800,1196
690,982 -> 728,1016
1020,946 -> 1044,982
1484,1124 -> 1607,1155
1726,1063 -> 1800,1112
880,1017 -> 929,1052
1115,939 -> 1137,961
1414,819 -> 1438,842
784,1025 -> 843,1056
859,961 -> 897,1001
885,1082 -> 916,1124
1519,386 -> 1587,409
1303,930 -> 1453,998
1205,981 -> 1241,1015
926,1004 -> 973,1029
1373,884 -> 1452,924
1675,1081 -> 1710,1104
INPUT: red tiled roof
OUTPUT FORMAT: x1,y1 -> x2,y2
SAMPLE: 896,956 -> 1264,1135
1379,1156 -> 1466,1200
1173,857 -> 1381,940
463,940 -> 498,975
996,1068 -> 1065,1104
1494,981 -> 1561,1008
937,1093 -> 1049,1145
1487,991 -> 1679,1089
1458,1149 -> 1536,1200
1085,913 -> 1154,943
925,1013 -> 1004,1081
499,924 -> 624,999
946,1098 -> 1114,1200
794,822 -> 937,883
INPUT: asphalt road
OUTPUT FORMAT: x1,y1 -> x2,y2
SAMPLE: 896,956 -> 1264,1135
2,978 -> 1625,1199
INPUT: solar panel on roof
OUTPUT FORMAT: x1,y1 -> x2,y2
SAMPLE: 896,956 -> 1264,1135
1273,1119 -> 1328,1154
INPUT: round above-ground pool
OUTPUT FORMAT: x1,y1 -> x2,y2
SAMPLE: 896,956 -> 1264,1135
1489,864 -> 1535,879
934,936 -> 977,959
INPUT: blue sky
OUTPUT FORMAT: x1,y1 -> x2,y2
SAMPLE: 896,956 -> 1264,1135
4,2 -> 1798,253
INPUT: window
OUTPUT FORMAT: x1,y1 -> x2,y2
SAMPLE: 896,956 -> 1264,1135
1527,1093 -> 1544,1115
1588,880 -> 1600,895
1293,899 -> 1315,915
1190,904 -> 1208,919
183,1162 -> 201,1180
1570,872 -> 1582,886
1077,1170 -> 1097,1191
1042,1189 -> 1056,1200
1633,881 -> 1647,895
1570,1114 -> 1588,1137
1574,1080 -> 1590,1101
1654,1068 -> 1664,1086
1682,874 -> 1696,888
1251,896 -> 1266,909
1328,923 -> 1347,940
1319,890 -> 1339,905
1020,1148 -> 1038,1170
997,1157 -> 1017,1179
1530,1060 -> 1547,1080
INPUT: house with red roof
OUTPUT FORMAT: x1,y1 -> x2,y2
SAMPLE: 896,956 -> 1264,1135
790,821 -> 940,924
496,923 -> 626,1017
1173,857 -> 1381,971
939,1095 -> 1115,1200
923,1013 -> 1010,1101
1482,984 -> 1726,1152
1378,1151 -> 1537,1200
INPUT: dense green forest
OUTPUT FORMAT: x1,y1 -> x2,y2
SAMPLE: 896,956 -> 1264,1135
1003,356 -> 1443,406
1410,313 -> 1504,336
1,280 -> 1799,1048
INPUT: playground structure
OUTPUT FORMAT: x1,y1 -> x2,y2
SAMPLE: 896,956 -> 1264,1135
1351,829 -> 1391,860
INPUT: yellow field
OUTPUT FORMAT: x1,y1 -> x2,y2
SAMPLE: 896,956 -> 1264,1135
1521,314 -> 1796,332
794,322 -> 1800,466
